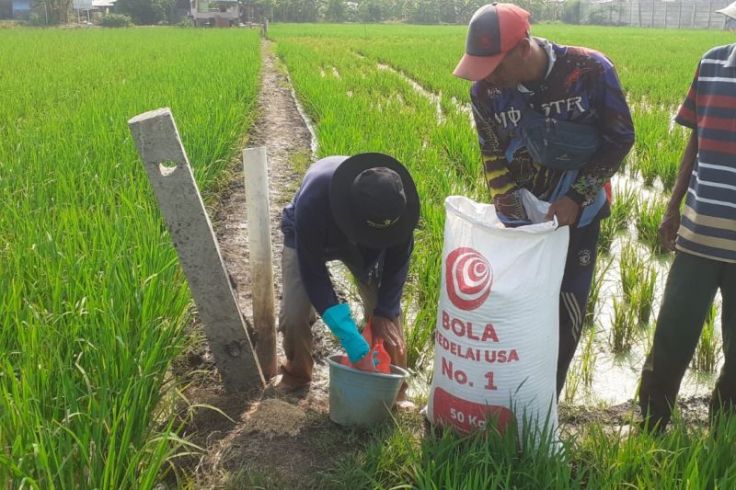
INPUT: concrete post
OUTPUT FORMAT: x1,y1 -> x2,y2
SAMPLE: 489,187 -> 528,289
243,147 -> 277,379
128,108 -> 265,393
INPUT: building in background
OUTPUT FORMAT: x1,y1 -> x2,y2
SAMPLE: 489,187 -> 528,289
571,0 -> 735,29
190,0 -> 238,26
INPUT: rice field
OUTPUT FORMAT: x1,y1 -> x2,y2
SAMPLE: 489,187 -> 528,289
2,23 -> 735,488
270,23 -> 736,488
0,28 -> 261,487
270,24 -> 732,401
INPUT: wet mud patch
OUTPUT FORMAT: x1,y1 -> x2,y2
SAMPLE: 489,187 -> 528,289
559,395 -> 711,434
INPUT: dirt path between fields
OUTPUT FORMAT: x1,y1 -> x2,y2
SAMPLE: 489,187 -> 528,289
168,40 -> 361,489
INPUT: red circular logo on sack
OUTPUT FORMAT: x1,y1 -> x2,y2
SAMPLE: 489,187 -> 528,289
445,247 -> 493,311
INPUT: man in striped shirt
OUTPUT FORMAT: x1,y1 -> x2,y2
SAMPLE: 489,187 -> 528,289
639,33 -> 736,431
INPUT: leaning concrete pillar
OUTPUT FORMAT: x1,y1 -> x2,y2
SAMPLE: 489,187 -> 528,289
129,108 -> 264,392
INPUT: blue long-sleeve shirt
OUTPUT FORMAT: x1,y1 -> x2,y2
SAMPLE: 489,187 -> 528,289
281,156 -> 413,318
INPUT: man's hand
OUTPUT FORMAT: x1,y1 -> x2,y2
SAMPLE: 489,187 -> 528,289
546,196 -> 581,226
659,207 -> 680,252
371,315 -> 405,355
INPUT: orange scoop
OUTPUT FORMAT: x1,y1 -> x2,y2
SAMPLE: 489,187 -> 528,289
340,318 -> 391,374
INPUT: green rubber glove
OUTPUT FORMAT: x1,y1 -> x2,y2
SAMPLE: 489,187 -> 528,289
322,303 -> 370,363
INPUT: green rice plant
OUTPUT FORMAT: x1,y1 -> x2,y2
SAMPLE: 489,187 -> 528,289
692,304 -> 719,373
598,214 -> 616,256
636,197 -> 667,254
599,185 -> 636,254
610,297 -> 637,354
618,239 -> 657,327
0,28 -> 261,488
323,404 -> 736,489
655,152 -> 679,192
619,240 -> 644,304
632,262 -> 657,327
611,184 -> 637,231
638,152 -> 659,187
631,108 -> 689,190
585,255 -> 613,328
598,218 -> 616,256
580,325 -> 598,389
565,323 -> 598,403
563,360 -> 582,404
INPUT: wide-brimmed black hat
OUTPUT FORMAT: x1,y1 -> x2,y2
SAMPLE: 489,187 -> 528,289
330,153 -> 420,249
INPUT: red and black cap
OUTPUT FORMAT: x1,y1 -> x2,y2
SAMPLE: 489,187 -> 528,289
453,3 -> 531,81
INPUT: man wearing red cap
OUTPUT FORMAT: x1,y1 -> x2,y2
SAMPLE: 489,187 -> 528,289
454,3 -> 635,396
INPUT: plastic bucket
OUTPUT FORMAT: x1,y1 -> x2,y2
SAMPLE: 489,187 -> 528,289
327,354 -> 409,426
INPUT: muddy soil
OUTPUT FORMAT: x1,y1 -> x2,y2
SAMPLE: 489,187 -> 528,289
559,396 -> 711,432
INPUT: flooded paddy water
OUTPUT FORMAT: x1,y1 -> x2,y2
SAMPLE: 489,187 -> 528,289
565,174 -> 724,407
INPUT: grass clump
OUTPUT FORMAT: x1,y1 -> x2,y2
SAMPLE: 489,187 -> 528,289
321,412 -> 736,489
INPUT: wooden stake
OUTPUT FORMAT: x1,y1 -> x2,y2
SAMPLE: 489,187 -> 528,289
243,147 -> 277,379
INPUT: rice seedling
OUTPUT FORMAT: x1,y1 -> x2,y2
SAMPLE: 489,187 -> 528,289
610,297 -> 637,354
599,185 -> 636,255
655,152 -> 679,191
0,28 -> 261,487
565,322 -> 599,403
692,304 -> 719,373
617,238 -> 657,327
638,152 -> 659,187
619,240 -> 643,304
632,262 -> 658,327
598,215 -> 617,256
564,361 -> 582,404
636,197 -> 668,254
579,325 -> 597,389
585,255 -> 613,328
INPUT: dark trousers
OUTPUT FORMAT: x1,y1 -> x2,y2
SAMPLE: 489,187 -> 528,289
639,251 -> 736,429
556,219 -> 601,396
